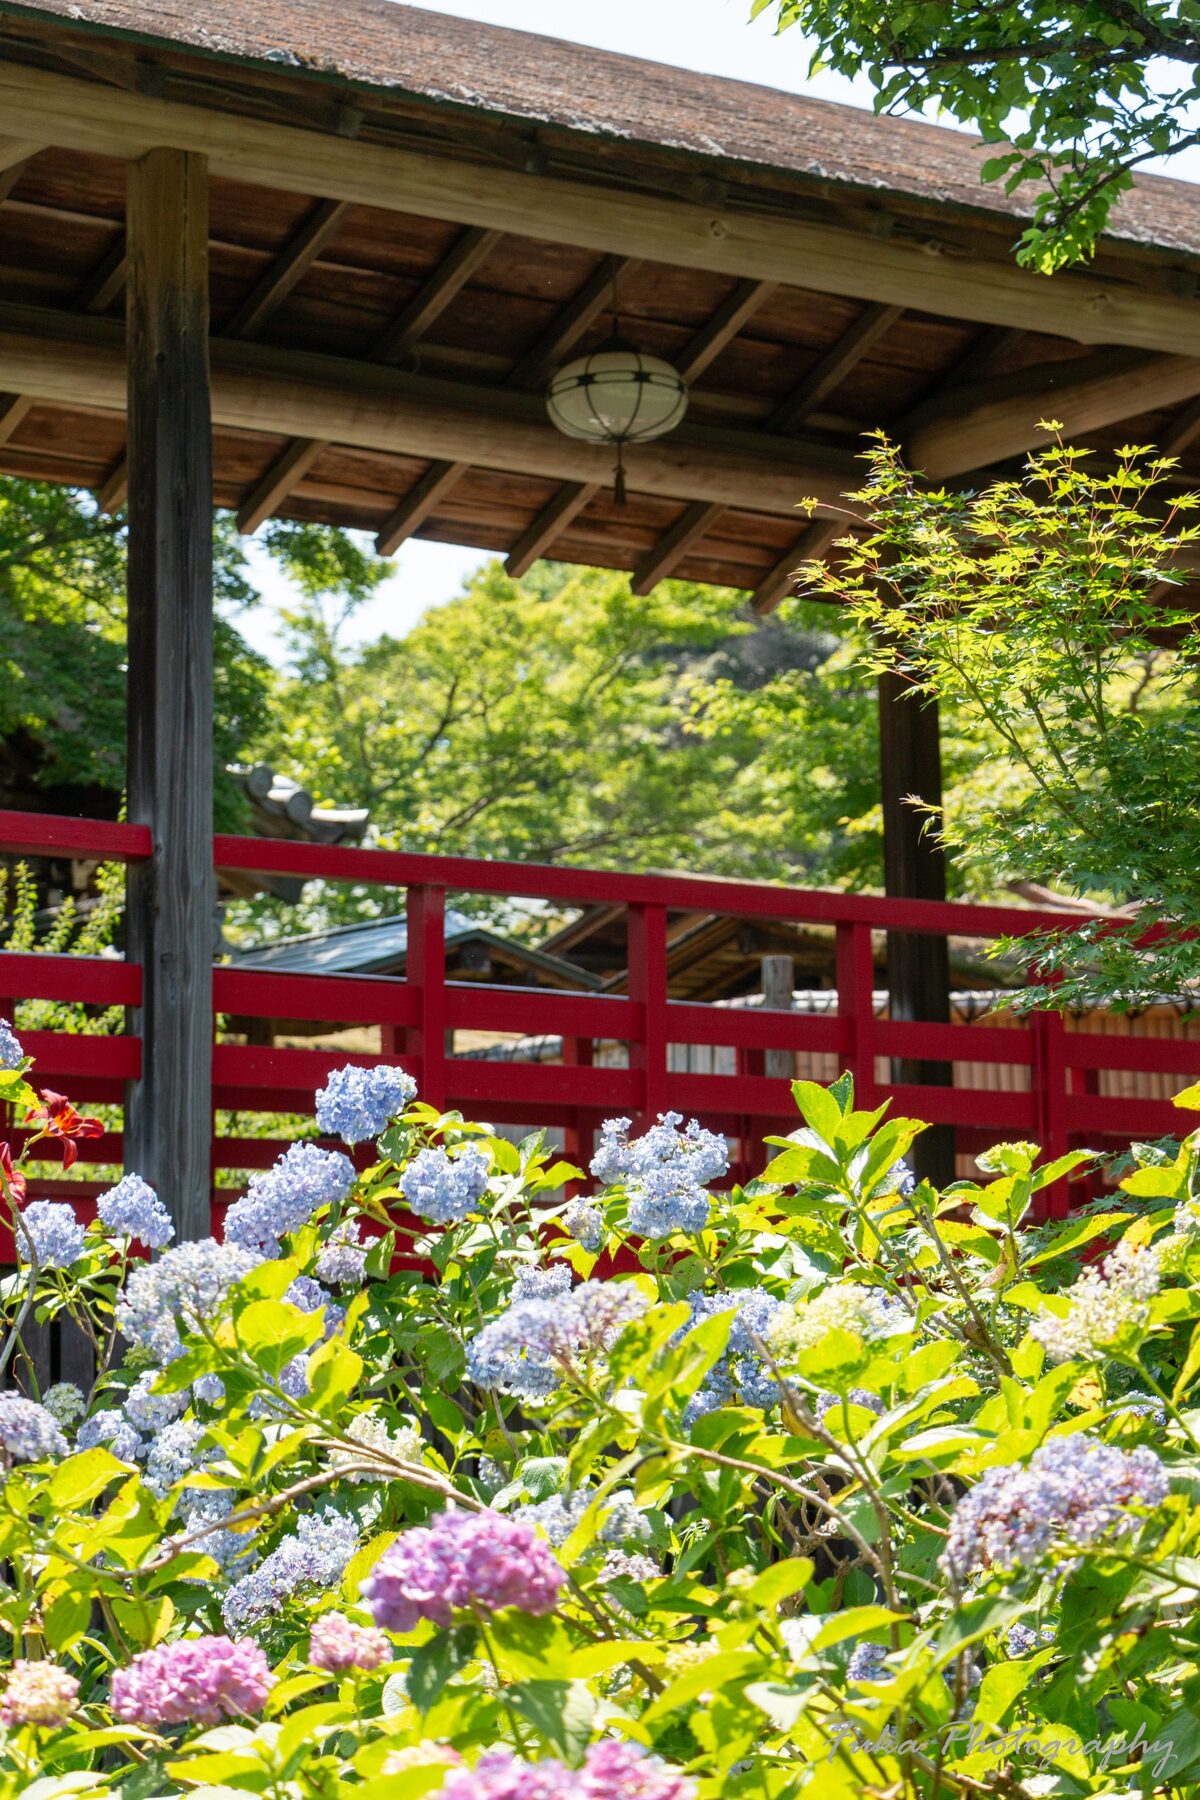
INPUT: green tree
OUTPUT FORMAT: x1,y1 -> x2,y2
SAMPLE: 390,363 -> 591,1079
243,559 -> 883,933
802,434 -> 1200,1006
760,0 -> 1200,266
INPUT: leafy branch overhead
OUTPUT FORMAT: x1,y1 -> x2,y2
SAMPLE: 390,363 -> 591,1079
759,0 -> 1200,265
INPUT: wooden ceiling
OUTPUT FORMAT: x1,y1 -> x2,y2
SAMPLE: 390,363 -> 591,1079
2,6 -> 1200,608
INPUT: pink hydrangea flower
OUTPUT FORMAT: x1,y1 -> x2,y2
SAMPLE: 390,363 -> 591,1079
362,1506 -> 565,1632
0,1659 -> 79,1727
308,1611 -> 390,1673
436,1743 -> 695,1800
110,1634 -> 274,1727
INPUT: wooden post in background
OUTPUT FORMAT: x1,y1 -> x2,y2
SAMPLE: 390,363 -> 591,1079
124,148 -> 214,1240
878,671 -> 955,1187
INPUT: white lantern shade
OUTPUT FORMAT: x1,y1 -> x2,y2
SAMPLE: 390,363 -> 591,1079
546,344 -> 688,446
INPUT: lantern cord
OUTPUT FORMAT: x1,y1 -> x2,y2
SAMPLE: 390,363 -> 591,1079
613,440 -> 627,506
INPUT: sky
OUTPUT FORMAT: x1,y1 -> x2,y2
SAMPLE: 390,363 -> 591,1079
236,0 -> 887,662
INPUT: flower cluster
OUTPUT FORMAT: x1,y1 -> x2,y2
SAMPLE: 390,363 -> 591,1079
110,1635 -> 274,1727
847,1642 -> 889,1683
42,1382 -> 86,1428
591,1112 -> 728,1240
523,1486 -> 652,1548
224,1142 -> 356,1255
0,1392 -> 68,1463
17,1199 -> 84,1269
97,1173 -> 175,1249
1032,1238 -> 1161,1364
677,1287 -> 784,1422
316,1062 -> 417,1144
362,1506 -> 565,1631
400,1144 -> 491,1224
78,1408 -> 143,1465
0,1659 -> 79,1727
332,1411 -> 424,1481
315,1220 -> 369,1287
467,1277 -> 650,1400
0,1018 -> 22,1070
308,1612 -> 391,1674
941,1434 -> 1169,1584
769,1283 -> 911,1356
222,1510 -> 359,1632
436,1742 -> 694,1800
562,1196 -> 604,1252
117,1237 -> 261,1365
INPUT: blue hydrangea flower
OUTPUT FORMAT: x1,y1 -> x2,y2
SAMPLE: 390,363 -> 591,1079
676,1287 -> 784,1423
467,1279 -> 649,1401
116,1237 -> 261,1365
97,1174 -> 174,1250
193,1374 -> 226,1406
123,1371 -> 190,1436
315,1063 -> 417,1144
513,1265 -> 572,1303
222,1509 -> 359,1631
315,1221 -> 369,1288
562,1198 -> 604,1252
847,1642 -> 889,1683
17,1201 -> 85,1269
77,1409 -> 144,1464
400,1145 -> 490,1225
0,1393 -> 68,1462
285,1275 -> 345,1338
42,1383 -> 86,1429
591,1113 -> 728,1240
223,1143 -> 356,1254
143,1419 -> 215,1503
522,1487 -> 651,1547
0,1018 -> 22,1070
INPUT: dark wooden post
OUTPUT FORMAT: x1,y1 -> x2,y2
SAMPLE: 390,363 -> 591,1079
124,149 -> 214,1241
878,671 -> 955,1187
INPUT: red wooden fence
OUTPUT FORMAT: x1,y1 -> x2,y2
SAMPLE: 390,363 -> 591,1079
3,808 -> 1200,1229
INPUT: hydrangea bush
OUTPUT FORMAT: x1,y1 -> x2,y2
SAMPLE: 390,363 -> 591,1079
6,1027 -> 1200,1797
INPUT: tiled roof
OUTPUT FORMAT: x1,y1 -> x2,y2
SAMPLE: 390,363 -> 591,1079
8,0 -> 1200,253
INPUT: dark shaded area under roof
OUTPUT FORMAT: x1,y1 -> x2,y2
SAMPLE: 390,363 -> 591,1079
5,0 -> 1200,254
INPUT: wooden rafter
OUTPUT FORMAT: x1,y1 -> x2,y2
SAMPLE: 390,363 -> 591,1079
769,302 -> 903,434
504,481 -> 600,579
1162,395 -> 1200,457
750,519 -> 843,616
7,65 -> 1199,358
375,459 -> 471,558
243,224 -> 503,536
223,197 -> 351,340
674,279 -> 776,386
631,500 -> 724,595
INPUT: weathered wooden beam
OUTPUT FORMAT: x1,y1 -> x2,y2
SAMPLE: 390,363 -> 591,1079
236,436 -> 329,535
0,394 -> 31,445
0,147 -> 40,204
506,254 -> 641,390
95,452 -> 128,515
371,226 -> 502,363
674,278 -> 776,385
907,346 -> 1200,477
877,670 -> 954,1186
504,481 -> 599,578
631,499 -> 724,595
1163,394 -> 1200,456
74,236 -> 129,314
123,147 -> 213,1241
769,302 -> 903,434
223,197 -> 351,340
5,64 -> 1200,358
375,458 -> 470,556
750,520 -> 842,615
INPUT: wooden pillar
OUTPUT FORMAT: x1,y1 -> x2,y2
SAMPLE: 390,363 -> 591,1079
123,149 -> 214,1241
877,671 -> 955,1187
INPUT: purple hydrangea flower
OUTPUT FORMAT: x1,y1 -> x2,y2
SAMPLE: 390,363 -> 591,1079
97,1174 -> 174,1250
17,1200 -> 85,1269
467,1279 -> 649,1401
308,1612 -> 390,1673
222,1510 -> 359,1632
676,1287 -> 783,1422
0,1659 -> 78,1727
315,1220 -> 369,1288
223,1143 -> 356,1255
77,1408 -> 144,1465
286,1275 -> 345,1337
815,1388 -> 885,1424
143,1419 -> 214,1502
0,1018 -> 22,1071
0,1393 -> 68,1462
847,1642 -> 889,1683
123,1371 -> 190,1436
941,1434 -> 1169,1585
116,1237 -> 261,1365
562,1198 -> 604,1252
400,1145 -> 490,1225
362,1506 -> 565,1631
110,1635 -> 274,1726
590,1113 -> 728,1240
437,1742 -> 694,1800
316,1063 -> 417,1144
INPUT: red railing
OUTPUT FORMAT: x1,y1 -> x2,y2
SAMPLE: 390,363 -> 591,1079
4,809 -> 1200,1226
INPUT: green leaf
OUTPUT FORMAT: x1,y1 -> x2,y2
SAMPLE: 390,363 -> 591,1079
47,1447 -> 127,1507
407,1630 -> 475,1712
506,1680 -> 596,1759
236,1298 -> 324,1376
306,1338 -> 363,1415
42,1585 -> 92,1652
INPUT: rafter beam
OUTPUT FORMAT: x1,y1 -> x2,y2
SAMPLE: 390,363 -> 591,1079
906,346 -> 1200,478
503,482 -> 599,578
750,520 -> 843,616
6,64 -> 1200,358
0,309 -> 854,517
375,459 -> 470,556
223,197 -> 351,340
769,302 -> 903,434
1163,394 -> 1200,457
371,226 -> 502,363
674,279 -> 776,386
631,500 -> 724,595
236,436 -> 328,535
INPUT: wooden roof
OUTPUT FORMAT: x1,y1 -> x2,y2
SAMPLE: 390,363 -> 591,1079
1,0 -> 1200,607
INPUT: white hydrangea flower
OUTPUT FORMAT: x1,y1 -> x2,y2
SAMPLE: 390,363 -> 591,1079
332,1413 -> 424,1482
1032,1239 -> 1161,1365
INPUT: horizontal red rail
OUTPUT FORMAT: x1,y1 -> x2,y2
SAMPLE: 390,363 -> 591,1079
0,810 -> 151,862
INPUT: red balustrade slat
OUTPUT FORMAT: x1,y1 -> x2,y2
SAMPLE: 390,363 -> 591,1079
874,1018 -> 1036,1066
449,1060 -> 640,1112
19,1030 -> 141,1080
1063,1032 -> 1200,1075
628,902 -> 669,1127
0,809 -> 152,861
214,967 -> 419,1027
886,1084 -> 1037,1132
664,1002 -> 848,1054
446,985 -> 638,1039
0,950 -> 140,1007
